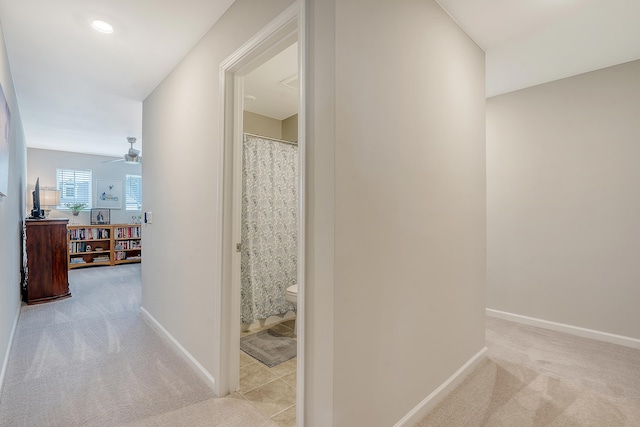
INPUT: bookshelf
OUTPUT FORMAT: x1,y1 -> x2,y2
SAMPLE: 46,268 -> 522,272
68,224 -> 142,269
113,225 -> 142,265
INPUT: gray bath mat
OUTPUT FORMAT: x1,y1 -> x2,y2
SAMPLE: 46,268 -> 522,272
240,329 -> 297,367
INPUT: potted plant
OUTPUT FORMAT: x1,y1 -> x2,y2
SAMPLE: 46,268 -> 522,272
65,202 -> 87,217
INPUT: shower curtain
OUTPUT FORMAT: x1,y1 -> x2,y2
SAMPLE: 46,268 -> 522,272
241,134 -> 298,324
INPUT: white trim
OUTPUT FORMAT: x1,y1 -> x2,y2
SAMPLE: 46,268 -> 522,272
296,1 -> 307,425
487,309 -> 640,350
394,346 -> 488,427
140,307 -> 217,390
0,304 -> 20,400
216,22 -> 233,397
219,4 -> 298,74
226,72 -> 244,394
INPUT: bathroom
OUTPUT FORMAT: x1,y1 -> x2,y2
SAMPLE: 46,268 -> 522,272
239,41 -> 299,335
234,41 -> 299,426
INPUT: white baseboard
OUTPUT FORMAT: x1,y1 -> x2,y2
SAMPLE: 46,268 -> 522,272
0,304 -> 21,401
140,307 -> 217,392
394,346 -> 488,427
486,308 -> 640,350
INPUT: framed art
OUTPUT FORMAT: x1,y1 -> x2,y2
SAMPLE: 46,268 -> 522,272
91,208 -> 110,225
0,83 -> 11,197
95,179 -> 122,209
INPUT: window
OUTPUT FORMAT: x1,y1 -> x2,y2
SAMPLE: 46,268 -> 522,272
125,174 -> 142,210
57,169 -> 92,209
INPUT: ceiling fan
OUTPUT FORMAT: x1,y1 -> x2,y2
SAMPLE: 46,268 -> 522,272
103,137 -> 141,164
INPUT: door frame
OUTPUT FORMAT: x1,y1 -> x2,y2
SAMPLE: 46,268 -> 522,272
217,2 -> 305,423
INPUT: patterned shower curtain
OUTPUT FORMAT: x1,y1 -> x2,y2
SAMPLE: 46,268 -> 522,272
241,134 -> 298,323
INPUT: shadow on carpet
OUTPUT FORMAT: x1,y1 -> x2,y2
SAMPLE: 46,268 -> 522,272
240,329 -> 297,367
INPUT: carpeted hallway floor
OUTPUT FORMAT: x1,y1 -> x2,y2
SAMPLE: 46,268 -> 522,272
0,264 -> 276,426
3,264 -> 639,426
418,317 -> 640,426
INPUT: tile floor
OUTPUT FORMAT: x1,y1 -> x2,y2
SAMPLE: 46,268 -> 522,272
232,320 -> 297,427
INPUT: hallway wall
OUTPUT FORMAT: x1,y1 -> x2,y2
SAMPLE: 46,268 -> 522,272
487,59 -> 640,341
141,0 -> 295,396
0,18 -> 27,394
307,0 -> 487,425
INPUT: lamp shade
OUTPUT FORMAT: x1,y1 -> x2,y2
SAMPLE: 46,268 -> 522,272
40,188 -> 61,208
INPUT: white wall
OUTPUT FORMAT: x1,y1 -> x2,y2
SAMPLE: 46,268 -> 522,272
306,0 -> 487,425
487,59 -> 640,340
0,18 -> 27,395
143,0 -> 485,424
141,0 -> 294,395
27,148 -> 142,225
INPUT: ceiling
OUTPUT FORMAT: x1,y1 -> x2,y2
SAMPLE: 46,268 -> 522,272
0,0 -> 236,157
243,42 -> 299,121
436,0 -> 640,96
0,0 -> 638,157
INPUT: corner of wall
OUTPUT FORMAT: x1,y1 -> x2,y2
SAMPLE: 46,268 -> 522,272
140,307 -> 218,393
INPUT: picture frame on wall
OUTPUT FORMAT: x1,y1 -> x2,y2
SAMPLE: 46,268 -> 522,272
91,208 -> 110,225
95,179 -> 122,209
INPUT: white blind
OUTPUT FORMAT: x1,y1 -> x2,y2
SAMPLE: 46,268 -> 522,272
56,169 -> 92,208
125,174 -> 142,210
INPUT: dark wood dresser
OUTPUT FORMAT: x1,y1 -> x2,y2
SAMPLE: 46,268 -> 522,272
23,219 -> 71,305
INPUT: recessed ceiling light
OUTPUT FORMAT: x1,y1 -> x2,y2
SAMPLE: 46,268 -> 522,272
91,20 -> 113,34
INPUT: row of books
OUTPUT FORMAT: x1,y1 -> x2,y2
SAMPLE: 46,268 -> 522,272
69,227 -> 110,240
70,255 -> 110,264
115,251 -> 140,260
114,226 -> 141,239
69,242 -> 108,253
114,241 -> 141,250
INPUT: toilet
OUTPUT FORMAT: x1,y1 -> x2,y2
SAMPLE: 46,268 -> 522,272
286,284 -> 298,335
286,284 -> 298,306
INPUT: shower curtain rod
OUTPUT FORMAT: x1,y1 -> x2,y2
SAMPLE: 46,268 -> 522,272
244,132 -> 298,146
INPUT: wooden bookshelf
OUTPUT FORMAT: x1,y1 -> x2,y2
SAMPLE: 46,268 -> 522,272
113,225 -> 142,265
68,224 -> 141,269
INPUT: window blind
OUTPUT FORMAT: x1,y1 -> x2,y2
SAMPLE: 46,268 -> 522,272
125,174 -> 142,210
56,169 -> 92,208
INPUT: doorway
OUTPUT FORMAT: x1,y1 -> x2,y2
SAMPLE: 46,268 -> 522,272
235,42 -> 299,424
218,3 -> 304,426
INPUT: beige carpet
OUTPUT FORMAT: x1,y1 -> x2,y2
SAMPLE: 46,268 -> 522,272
5,264 -> 640,426
418,317 -> 640,426
0,264 -> 276,426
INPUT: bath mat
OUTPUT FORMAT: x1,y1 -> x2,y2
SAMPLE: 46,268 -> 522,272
240,329 -> 297,367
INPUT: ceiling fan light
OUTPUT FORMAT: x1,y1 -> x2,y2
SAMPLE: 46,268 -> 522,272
124,154 -> 140,164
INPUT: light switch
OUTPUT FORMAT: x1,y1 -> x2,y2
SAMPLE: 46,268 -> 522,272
144,211 -> 153,224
